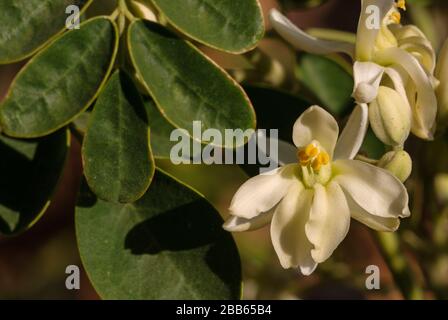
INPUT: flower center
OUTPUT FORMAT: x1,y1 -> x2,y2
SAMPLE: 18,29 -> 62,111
390,11 -> 401,24
297,143 -> 330,172
297,142 -> 331,188
374,0 -> 407,53
396,0 -> 406,11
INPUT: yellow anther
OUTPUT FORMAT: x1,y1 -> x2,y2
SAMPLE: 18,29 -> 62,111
319,152 -> 330,165
310,153 -> 328,172
395,0 -> 406,11
305,143 -> 319,157
311,158 -> 322,172
298,150 -> 310,165
390,11 -> 401,24
298,143 -> 330,172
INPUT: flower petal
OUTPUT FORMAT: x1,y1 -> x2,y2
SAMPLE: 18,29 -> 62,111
352,61 -> 385,103
356,0 -> 395,61
229,164 -> 298,219
383,66 -> 411,103
345,192 -> 400,231
334,103 -> 369,160
223,210 -> 274,232
269,9 -> 355,58
271,181 -> 317,274
389,24 -> 428,42
399,36 -> 436,74
292,106 -> 339,157
305,182 -> 351,263
374,47 -> 438,140
333,159 -> 410,218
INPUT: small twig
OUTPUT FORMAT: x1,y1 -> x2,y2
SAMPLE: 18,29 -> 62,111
374,231 -> 425,300
119,0 -> 136,22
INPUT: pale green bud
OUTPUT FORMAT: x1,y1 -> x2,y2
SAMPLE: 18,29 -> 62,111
436,39 -> 448,125
377,150 -> 412,182
128,0 -> 158,22
369,86 -> 411,147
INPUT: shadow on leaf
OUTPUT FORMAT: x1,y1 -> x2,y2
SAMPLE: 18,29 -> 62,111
0,131 -> 68,234
125,200 -> 224,254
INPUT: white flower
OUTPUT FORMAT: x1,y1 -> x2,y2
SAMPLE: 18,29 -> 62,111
223,105 -> 410,275
269,0 -> 438,142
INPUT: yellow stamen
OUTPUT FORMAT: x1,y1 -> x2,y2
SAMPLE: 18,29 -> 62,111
298,150 -> 310,166
395,0 -> 406,11
305,143 -> 319,157
311,152 -> 329,172
390,11 -> 401,24
319,152 -> 330,165
298,143 -> 330,172
311,159 -> 322,172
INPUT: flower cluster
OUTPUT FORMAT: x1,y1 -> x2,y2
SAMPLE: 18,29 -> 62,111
270,0 -> 439,146
223,0 -> 448,275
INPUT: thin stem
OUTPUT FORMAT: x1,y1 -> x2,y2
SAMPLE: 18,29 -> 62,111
374,231 -> 425,300
119,0 -> 136,22
109,8 -> 120,21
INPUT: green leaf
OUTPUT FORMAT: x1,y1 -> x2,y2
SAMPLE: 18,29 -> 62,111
359,128 -> 387,160
0,0 -> 93,64
150,0 -> 264,53
128,20 -> 256,148
296,53 -> 354,116
0,130 -> 69,235
144,98 -> 181,159
0,17 -> 118,138
76,169 -> 242,299
82,71 -> 155,203
144,97 -> 202,160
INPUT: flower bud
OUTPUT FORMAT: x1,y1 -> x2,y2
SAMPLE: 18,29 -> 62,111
369,86 -> 411,147
436,39 -> 448,126
128,0 -> 158,22
377,150 -> 412,182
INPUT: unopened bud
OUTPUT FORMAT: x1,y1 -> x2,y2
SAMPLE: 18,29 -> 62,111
369,86 -> 411,147
129,0 -> 158,22
378,150 -> 412,182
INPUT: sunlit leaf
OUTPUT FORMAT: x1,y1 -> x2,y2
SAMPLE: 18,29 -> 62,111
0,0 -> 93,64
150,0 -> 264,53
128,20 -> 256,148
0,17 -> 118,138
82,71 -> 154,203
